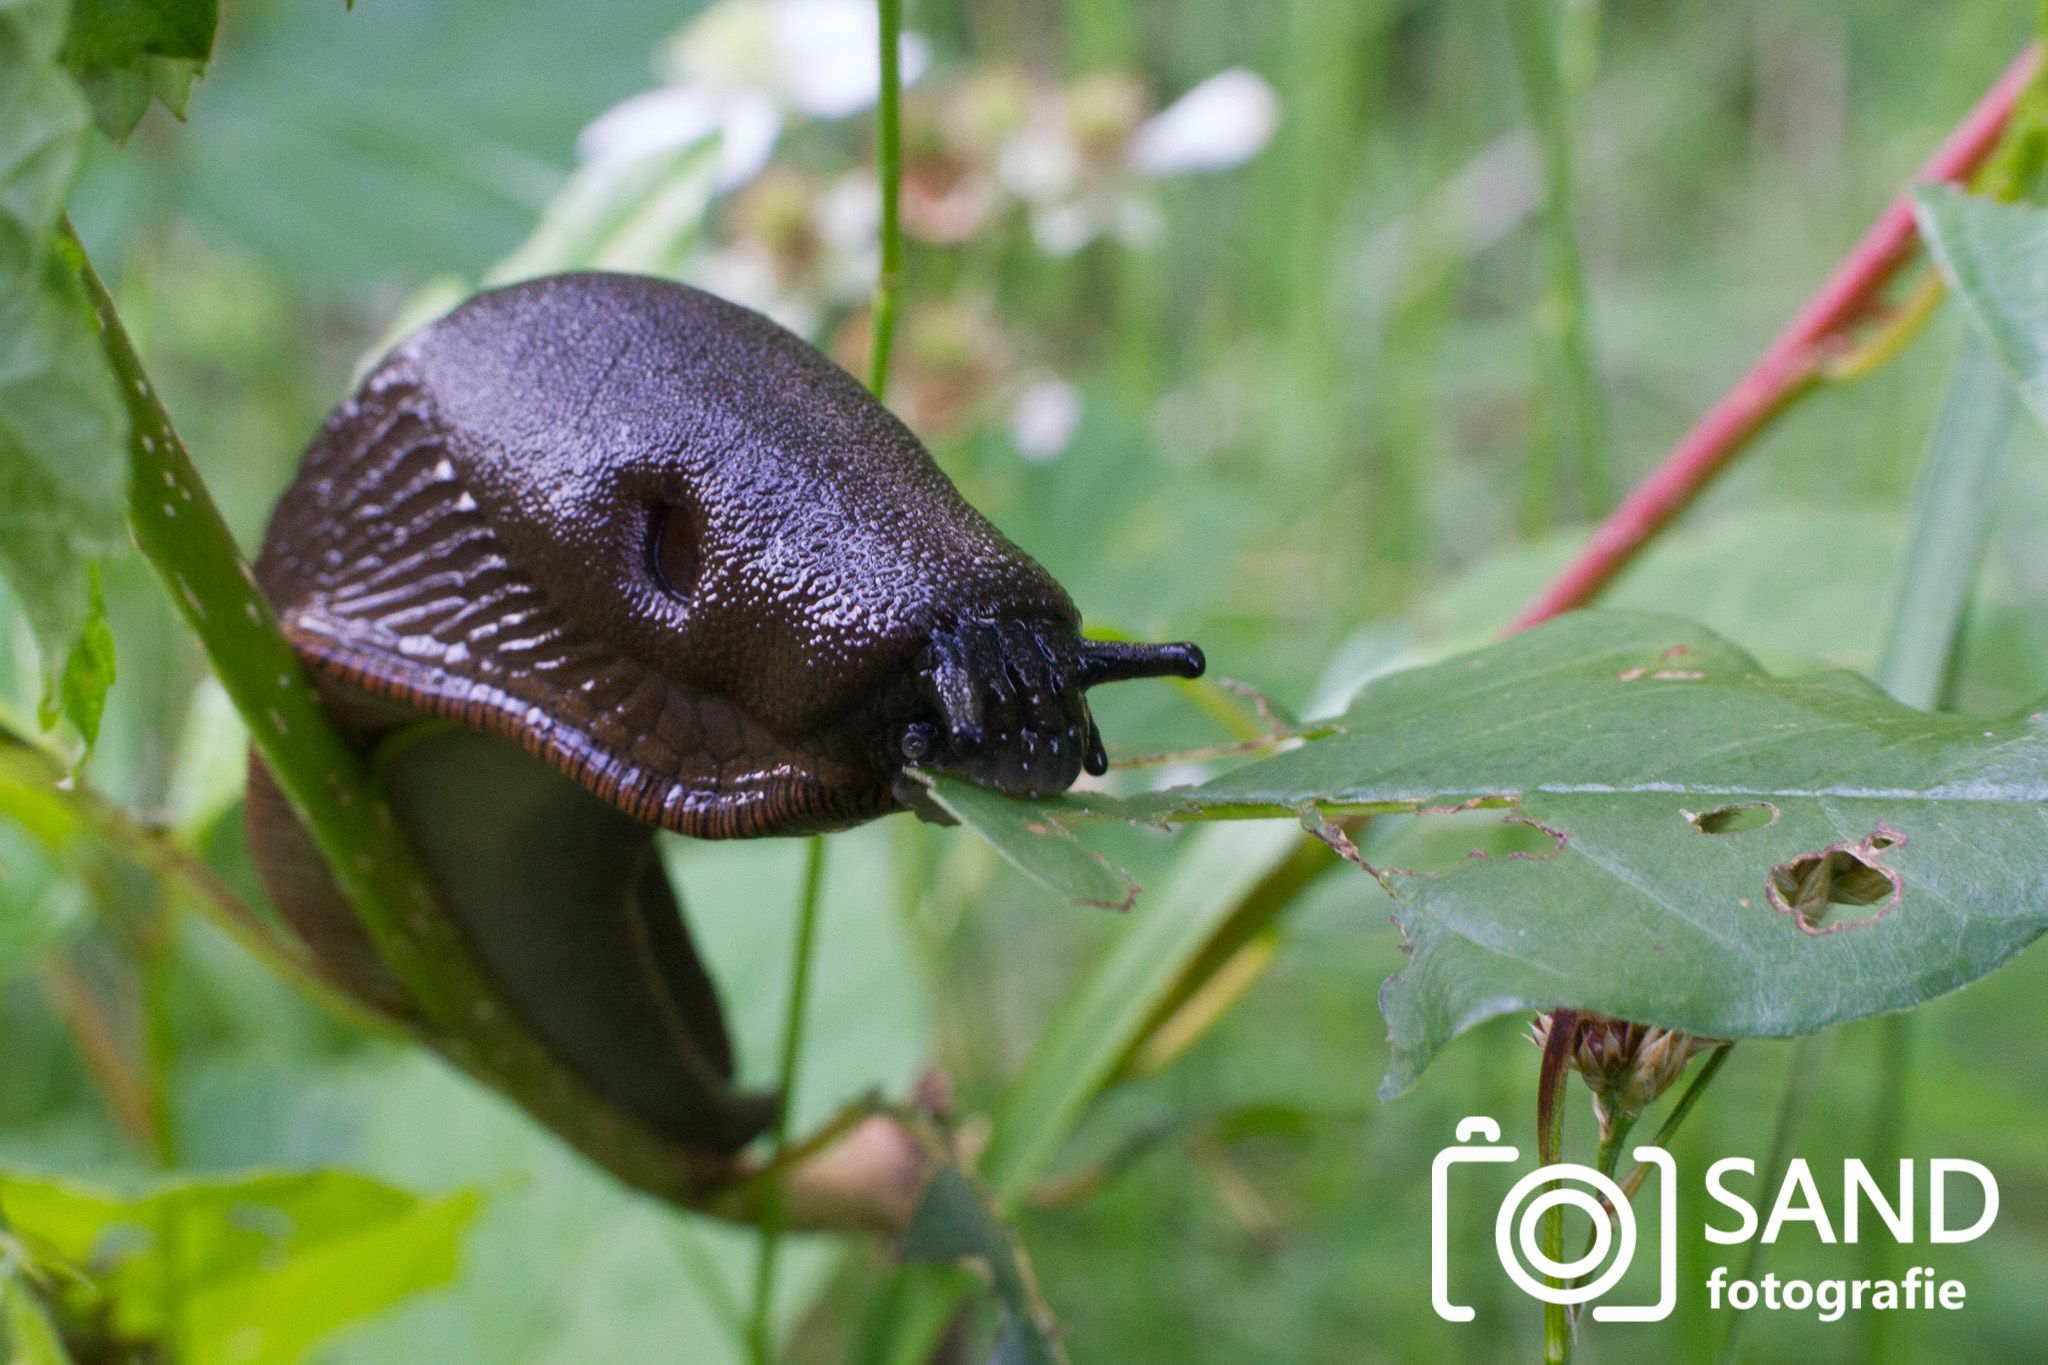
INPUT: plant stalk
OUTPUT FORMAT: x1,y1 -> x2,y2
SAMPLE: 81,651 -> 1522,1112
1512,43 -> 2041,629
748,838 -> 830,1365
1537,1009 -> 1577,1365
70,225 -> 753,1207
867,0 -> 905,397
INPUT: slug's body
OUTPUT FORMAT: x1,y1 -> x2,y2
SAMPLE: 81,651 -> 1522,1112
248,273 -> 1201,1158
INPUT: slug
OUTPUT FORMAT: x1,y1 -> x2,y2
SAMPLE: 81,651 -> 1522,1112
246,272 -> 1202,1157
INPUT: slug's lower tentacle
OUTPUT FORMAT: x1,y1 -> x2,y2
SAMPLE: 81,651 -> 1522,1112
1083,719 -> 1109,777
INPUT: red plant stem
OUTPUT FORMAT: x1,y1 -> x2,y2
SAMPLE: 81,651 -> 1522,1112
1511,43 -> 2042,632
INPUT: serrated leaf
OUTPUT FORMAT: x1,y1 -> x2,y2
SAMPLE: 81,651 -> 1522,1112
0,0 -> 91,256
0,1167 -> 481,1365
0,232 -> 128,729
35,563 -> 112,747
1915,185 -> 2048,433
59,0 -> 217,140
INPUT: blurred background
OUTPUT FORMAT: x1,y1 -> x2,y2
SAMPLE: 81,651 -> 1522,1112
6,0 -> 2048,1360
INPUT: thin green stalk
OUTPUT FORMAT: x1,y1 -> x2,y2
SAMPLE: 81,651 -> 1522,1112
867,0 -> 905,397
1505,0 -> 1610,526
138,892 -> 184,1169
0,723 -> 393,1039
1536,1011 -> 1576,1365
1574,1044 -> 1731,1285
1714,1033 -> 1830,1365
66,224 -> 732,1206
748,837 -> 829,1365
1590,1112 -> 1634,1180
1851,330 -> 2015,1364
1618,1043 -> 1732,1202
1858,1014 -> 1912,1363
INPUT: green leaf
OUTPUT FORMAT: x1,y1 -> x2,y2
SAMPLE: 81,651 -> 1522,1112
1155,611 -> 2048,1092
0,1168 -> 481,1365
1875,334 -> 2019,708
0,0 -> 90,257
917,772 -> 1138,911
36,564 -> 112,747
900,1166 -> 1067,1365
978,823 -> 1311,1197
1,1274 -> 75,1365
0,233 -> 128,729
485,134 -> 720,287
59,0 -> 218,140
1915,186 -> 2048,433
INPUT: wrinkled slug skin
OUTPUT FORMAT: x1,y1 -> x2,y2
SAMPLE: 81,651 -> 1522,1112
242,273 -> 1199,1156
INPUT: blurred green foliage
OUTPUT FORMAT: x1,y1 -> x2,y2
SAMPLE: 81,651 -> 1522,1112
5,1 -> 2048,1361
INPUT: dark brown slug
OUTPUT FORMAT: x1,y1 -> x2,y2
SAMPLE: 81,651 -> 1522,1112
246,273 -> 1202,1158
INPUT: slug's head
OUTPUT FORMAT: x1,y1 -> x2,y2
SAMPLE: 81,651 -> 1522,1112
893,623 -> 1203,798
258,273 -> 1204,835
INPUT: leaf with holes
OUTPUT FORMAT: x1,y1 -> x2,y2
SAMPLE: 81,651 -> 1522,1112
1146,611 -> 2048,1093
927,613 -> 2048,1092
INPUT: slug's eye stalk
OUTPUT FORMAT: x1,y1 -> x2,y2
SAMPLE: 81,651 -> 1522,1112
1071,639 -> 1206,686
901,620 -> 1206,799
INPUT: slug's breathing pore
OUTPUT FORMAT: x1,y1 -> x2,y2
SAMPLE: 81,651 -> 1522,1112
245,272 -> 1203,1161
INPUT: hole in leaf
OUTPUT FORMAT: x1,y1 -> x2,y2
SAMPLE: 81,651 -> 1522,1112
1686,802 -> 1777,835
1766,838 -> 1901,934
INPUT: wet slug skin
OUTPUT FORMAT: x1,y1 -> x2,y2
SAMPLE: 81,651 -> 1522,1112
256,271 -> 1201,837
243,272 -> 1202,1151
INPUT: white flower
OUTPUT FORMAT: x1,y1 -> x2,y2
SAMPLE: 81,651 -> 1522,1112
1128,68 -> 1280,176
580,86 -> 781,191
998,68 -> 1280,257
578,0 -> 929,190
1009,378 -> 1082,462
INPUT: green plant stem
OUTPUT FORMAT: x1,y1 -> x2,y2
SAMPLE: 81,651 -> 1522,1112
1536,1010 -> 1576,1365
1575,1045 -> 1731,1279
67,223 -> 738,1206
867,0 -> 904,397
1505,0 -> 1609,526
1618,1043 -> 1731,1202
749,837 -> 828,1365
1591,1112 -> 1634,1179
137,891 -> 184,1169
1714,1033 -> 1829,1365
0,723 -> 392,1038
1859,1014 -> 1912,1363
